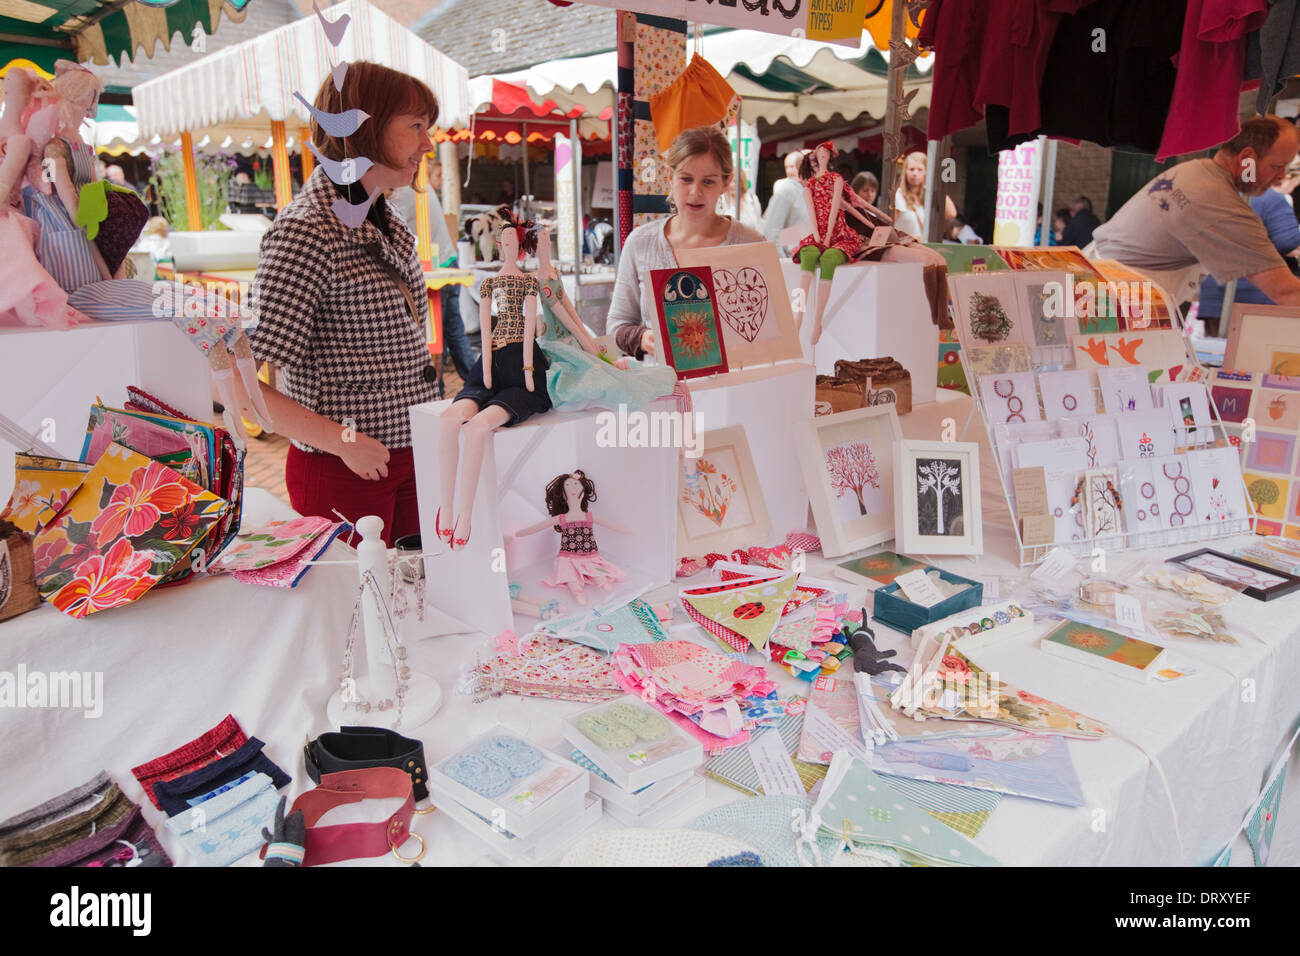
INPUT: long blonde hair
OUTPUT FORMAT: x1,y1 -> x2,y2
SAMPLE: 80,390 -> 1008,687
897,151 -> 926,217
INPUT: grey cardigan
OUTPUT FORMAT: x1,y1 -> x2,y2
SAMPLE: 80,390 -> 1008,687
607,216 -> 766,357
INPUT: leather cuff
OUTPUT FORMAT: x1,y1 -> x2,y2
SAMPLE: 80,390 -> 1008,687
305,726 -> 429,802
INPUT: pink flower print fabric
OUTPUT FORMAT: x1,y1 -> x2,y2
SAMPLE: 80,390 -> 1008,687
474,634 -> 624,703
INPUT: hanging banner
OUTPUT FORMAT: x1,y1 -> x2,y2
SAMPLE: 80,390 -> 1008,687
726,116 -> 760,192
556,132 -> 580,264
993,138 -> 1044,247
564,0 -> 870,45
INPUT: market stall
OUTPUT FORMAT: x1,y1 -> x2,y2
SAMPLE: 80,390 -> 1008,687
4,0 -> 1300,879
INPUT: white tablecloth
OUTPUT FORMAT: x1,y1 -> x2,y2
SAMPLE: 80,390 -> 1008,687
3,396 -> 1299,867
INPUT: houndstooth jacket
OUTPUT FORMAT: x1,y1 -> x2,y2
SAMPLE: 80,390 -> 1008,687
247,167 -> 435,453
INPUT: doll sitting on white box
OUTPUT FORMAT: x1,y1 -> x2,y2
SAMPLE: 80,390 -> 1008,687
513,470 -> 630,606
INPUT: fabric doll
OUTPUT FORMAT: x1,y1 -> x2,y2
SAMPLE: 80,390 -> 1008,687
792,141 -> 883,346
0,68 -> 86,329
533,224 -> 683,412
437,208 -> 552,550
513,470 -> 630,605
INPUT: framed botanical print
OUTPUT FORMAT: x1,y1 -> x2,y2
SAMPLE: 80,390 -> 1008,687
676,425 -> 771,559
1166,548 -> 1300,601
794,405 -> 904,558
1223,304 -> 1300,374
674,242 -> 801,368
649,266 -> 729,379
894,440 -> 983,555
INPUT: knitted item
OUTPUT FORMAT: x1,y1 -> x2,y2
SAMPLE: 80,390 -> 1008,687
479,735 -> 542,778
578,713 -> 638,750
605,702 -> 672,741
443,753 -> 512,798
708,851 -> 763,867
561,828 -> 759,867
261,796 -> 306,868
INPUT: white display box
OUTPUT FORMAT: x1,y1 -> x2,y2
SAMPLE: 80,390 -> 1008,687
687,362 -> 816,539
603,773 -> 706,827
570,748 -> 695,814
410,398 -> 679,638
0,320 -> 211,504
426,727 -> 589,839
561,696 -> 704,792
432,787 -> 602,864
780,260 -> 939,407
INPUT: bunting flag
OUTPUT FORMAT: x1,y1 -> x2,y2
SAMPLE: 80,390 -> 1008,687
1244,759 -> 1288,866
681,572 -> 798,654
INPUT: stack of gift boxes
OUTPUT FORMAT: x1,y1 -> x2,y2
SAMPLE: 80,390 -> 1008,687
561,696 -> 706,826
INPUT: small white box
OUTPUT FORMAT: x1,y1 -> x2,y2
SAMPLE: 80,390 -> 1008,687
427,726 -> 589,838
433,788 -> 602,864
561,696 -> 704,792
603,774 -> 707,827
568,746 -> 695,814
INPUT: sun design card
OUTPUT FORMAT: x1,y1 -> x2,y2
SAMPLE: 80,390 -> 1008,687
650,266 -> 728,379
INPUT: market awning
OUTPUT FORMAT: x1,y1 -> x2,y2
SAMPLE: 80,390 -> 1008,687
475,29 -> 932,129
132,0 -> 469,142
0,0 -> 250,71
461,76 -> 611,142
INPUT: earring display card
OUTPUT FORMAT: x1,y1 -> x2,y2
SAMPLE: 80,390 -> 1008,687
1060,415 -> 1122,469
1151,454 -> 1198,530
1156,382 -> 1213,446
1116,411 -> 1176,460
978,372 -> 1042,424
1097,366 -> 1155,413
1038,369 -> 1097,421
1083,467 -> 1123,542
1186,447 -> 1251,530
962,344 -> 1033,377
1119,458 -> 1165,536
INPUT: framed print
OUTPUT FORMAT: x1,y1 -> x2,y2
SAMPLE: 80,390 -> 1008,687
894,440 -> 983,555
1166,549 -> 1300,601
676,424 -> 771,559
675,241 -> 801,368
948,273 -> 1031,350
1209,369 -> 1257,423
649,266 -> 729,380
1223,304 -> 1300,374
795,405 -> 904,558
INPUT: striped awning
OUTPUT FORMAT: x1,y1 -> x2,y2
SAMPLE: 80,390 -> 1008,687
0,0 -> 250,69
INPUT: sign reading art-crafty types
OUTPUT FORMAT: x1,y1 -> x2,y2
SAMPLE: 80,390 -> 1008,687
573,0 -> 871,44
993,139 -> 1043,248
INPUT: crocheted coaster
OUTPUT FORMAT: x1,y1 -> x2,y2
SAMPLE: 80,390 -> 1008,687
578,713 -> 637,750
444,753 -> 512,798
605,702 -> 672,741
478,736 -> 543,778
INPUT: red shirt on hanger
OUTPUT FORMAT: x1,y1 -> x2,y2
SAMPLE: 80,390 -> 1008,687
1157,0 -> 1269,161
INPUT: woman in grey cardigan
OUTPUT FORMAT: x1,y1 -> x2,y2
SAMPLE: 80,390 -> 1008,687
608,126 -> 766,359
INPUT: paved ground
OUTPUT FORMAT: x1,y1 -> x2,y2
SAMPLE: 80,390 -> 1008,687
241,364 -> 465,506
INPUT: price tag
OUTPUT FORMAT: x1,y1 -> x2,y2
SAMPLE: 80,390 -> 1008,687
973,576 -> 1000,600
1031,547 -> 1078,582
748,728 -> 805,797
803,703 -> 871,763
1113,593 -> 1146,631
893,569 -> 946,607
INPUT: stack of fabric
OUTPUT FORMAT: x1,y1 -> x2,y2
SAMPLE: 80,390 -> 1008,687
470,630 -> 625,703
611,640 -> 777,751
0,771 -> 170,867
131,714 -> 291,867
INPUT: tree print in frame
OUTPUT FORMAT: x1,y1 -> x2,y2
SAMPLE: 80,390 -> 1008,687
676,424 -> 771,560
796,405 -> 903,557
649,265 -> 729,379
895,440 -> 983,555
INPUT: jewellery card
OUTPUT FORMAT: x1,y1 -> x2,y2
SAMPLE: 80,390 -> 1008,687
1156,382 -> 1213,446
1151,454 -> 1198,530
962,344 -> 1033,377
1060,415 -> 1122,469
978,372 -> 1042,424
1097,366 -> 1154,413
1038,369 -> 1097,420
1012,270 -> 1072,348
1119,458 -> 1164,536
1083,467 -> 1122,542
1186,447 -> 1250,529
1116,411 -> 1175,460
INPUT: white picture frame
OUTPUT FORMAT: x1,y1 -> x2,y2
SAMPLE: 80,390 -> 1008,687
794,405 -> 904,558
894,440 -> 984,555
676,424 -> 772,559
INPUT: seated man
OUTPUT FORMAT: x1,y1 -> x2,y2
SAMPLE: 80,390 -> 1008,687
1092,116 -> 1300,310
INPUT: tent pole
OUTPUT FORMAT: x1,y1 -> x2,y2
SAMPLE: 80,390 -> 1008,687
733,100 -> 742,222
571,116 -> 582,315
879,0 -> 908,214
270,119 -> 292,210
416,156 -> 433,268
440,140 -> 461,219
521,121 -> 530,206
300,125 -> 314,179
180,130 -> 201,230
1040,137 -> 1058,247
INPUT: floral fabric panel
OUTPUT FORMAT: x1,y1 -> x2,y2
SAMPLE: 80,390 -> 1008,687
229,522 -> 348,589
472,632 -> 624,703
1,455 -> 93,534
33,443 -> 227,619
208,516 -> 337,573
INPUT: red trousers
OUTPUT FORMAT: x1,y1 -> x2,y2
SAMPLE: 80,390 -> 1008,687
285,445 -> 420,547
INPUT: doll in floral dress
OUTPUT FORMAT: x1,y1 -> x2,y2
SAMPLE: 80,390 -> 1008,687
514,470 -> 630,605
